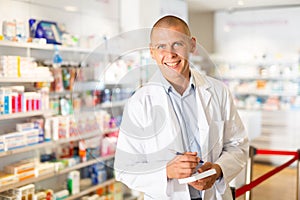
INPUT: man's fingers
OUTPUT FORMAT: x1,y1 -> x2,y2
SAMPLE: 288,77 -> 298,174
177,154 -> 200,163
198,162 -> 212,173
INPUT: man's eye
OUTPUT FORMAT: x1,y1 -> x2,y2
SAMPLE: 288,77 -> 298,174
156,44 -> 166,49
173,42 -> 183,48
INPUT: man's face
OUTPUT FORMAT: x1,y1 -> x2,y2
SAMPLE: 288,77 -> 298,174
150,25 -> 196,81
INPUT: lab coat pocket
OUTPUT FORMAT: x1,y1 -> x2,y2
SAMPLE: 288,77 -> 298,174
208,120 -> 224,162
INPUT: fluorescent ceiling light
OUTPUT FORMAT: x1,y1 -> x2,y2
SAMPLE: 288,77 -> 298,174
238,0 -> 244,6
64,6 -> 78,12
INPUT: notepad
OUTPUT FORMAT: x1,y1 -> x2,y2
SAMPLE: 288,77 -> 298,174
178,169 -> 217,184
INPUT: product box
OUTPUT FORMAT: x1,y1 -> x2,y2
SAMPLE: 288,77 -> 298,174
89,163 -> 107,185
58,116 -> 70,139
26,136 -> 39,146
54,190 -> 69,200
16,123 -> 34,132
4,159 -> 36,175
0,142 -> 4,152
0,190 -> 17,200
22,129 -> 40,145
3,132 -> 27,151
16,170 -> 35,181
82,194 -> 99,200
33,191 -> 46,200
0,135 -> 4,152
0,93 -> 4,115
23,129 -> 39,138
67,171 -> 80,195
34,189 -> 53,200
51,117 -> 59,141
30,118 -> 44,143
14,184 -> 35,200
0,88 -> 11,114
108,182 -> 122,194
44,117 -> 51,142
35,163 -> 55,177
0,172 -> 18,187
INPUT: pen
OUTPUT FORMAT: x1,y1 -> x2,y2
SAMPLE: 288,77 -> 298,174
169,149 -> 204,164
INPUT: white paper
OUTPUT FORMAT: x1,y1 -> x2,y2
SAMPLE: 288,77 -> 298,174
178,168 -> 217,184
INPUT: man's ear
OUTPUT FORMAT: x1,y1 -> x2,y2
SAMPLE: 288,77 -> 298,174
149,43 -> 155,59
190,37 -> 197,53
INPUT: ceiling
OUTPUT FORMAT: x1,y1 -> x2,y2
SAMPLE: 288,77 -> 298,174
186,0 -> 300,12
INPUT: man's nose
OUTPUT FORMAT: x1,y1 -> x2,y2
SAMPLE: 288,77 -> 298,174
163,46 -> 177,57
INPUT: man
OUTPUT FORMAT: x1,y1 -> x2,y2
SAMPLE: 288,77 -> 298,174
114,15 -> 249,200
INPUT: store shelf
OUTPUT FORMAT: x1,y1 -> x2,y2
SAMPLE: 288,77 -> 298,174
0,142 -> 53,157
73,81 -> 105,92
81,100 -> 127,112
98,100 -> 127,109
0,154 -> 115,193
0,110 -> 53,120
0,129 -> 118,157
234,90 -> 298,96
0,172 -> 56,192
58,154 -> 115,175
0,77 -> 54,83
0,40 -> 92,54
221,75 -> 300,81
55,130 -> 101,145
65,178 -> 115,200
49,90 -> 74,96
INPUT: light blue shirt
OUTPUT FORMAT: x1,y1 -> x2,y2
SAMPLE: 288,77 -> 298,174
159,72 -> 202,199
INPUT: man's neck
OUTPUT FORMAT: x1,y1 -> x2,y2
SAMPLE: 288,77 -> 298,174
168,76 -> 190,96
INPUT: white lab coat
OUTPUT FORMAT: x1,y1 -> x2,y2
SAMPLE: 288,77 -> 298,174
114,69 -> 249,200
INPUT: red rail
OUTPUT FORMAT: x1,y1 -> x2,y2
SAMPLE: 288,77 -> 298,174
235,148 -> 299,198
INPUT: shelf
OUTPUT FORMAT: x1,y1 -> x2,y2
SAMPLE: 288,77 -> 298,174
58,154 -> 115,175
0,155 -> 115,193
73,81 -> 105,92
81,100 -> 127,112
0,110 -> 53,120
0,40 -> 92,54
65,179 -> 115,200
98,100 -> 127,109
234,91 -> 298,97
0,142 -> 53,157
0,77 -> 54,83
221,75 -> 300,81
0,172 -> 56,192
0,129 -> 118,157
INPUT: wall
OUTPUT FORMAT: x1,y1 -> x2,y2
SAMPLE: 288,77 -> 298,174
120,0 -> 188,32
214,6 -> 300,60
189,11 -> 214,53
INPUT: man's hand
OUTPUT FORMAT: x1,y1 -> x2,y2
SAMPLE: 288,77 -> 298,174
166,152 -> 200,179
188,162 -> 222,190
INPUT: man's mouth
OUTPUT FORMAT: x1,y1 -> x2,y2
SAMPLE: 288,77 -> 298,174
164,60 -> 181,68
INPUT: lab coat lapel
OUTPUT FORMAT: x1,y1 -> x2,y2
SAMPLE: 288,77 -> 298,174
194,71 -> 211,161
148,70 -> 185,153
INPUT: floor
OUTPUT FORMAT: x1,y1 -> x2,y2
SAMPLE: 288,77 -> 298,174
236,162 -> 298,200
124,162 -> 298,200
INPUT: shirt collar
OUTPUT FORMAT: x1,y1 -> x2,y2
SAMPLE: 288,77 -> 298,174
159,70 -> 195,94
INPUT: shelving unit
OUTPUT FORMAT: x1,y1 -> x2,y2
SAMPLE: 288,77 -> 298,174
0,110 -> 54,120
0,1 -> 129,198
65,179 -> 116,200
0,37 -> 127,199
81,100 -> 127,112
0,128 -> 118,157
0,77 -> 54,83
0,40 -> 92,54
0,154 -> 115,193
214,56 -> 300,164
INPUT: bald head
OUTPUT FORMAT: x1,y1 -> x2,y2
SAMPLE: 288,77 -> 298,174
150,15 -> 191,40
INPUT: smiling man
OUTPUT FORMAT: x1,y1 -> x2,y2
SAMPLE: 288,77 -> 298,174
114,15 -> 249,200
